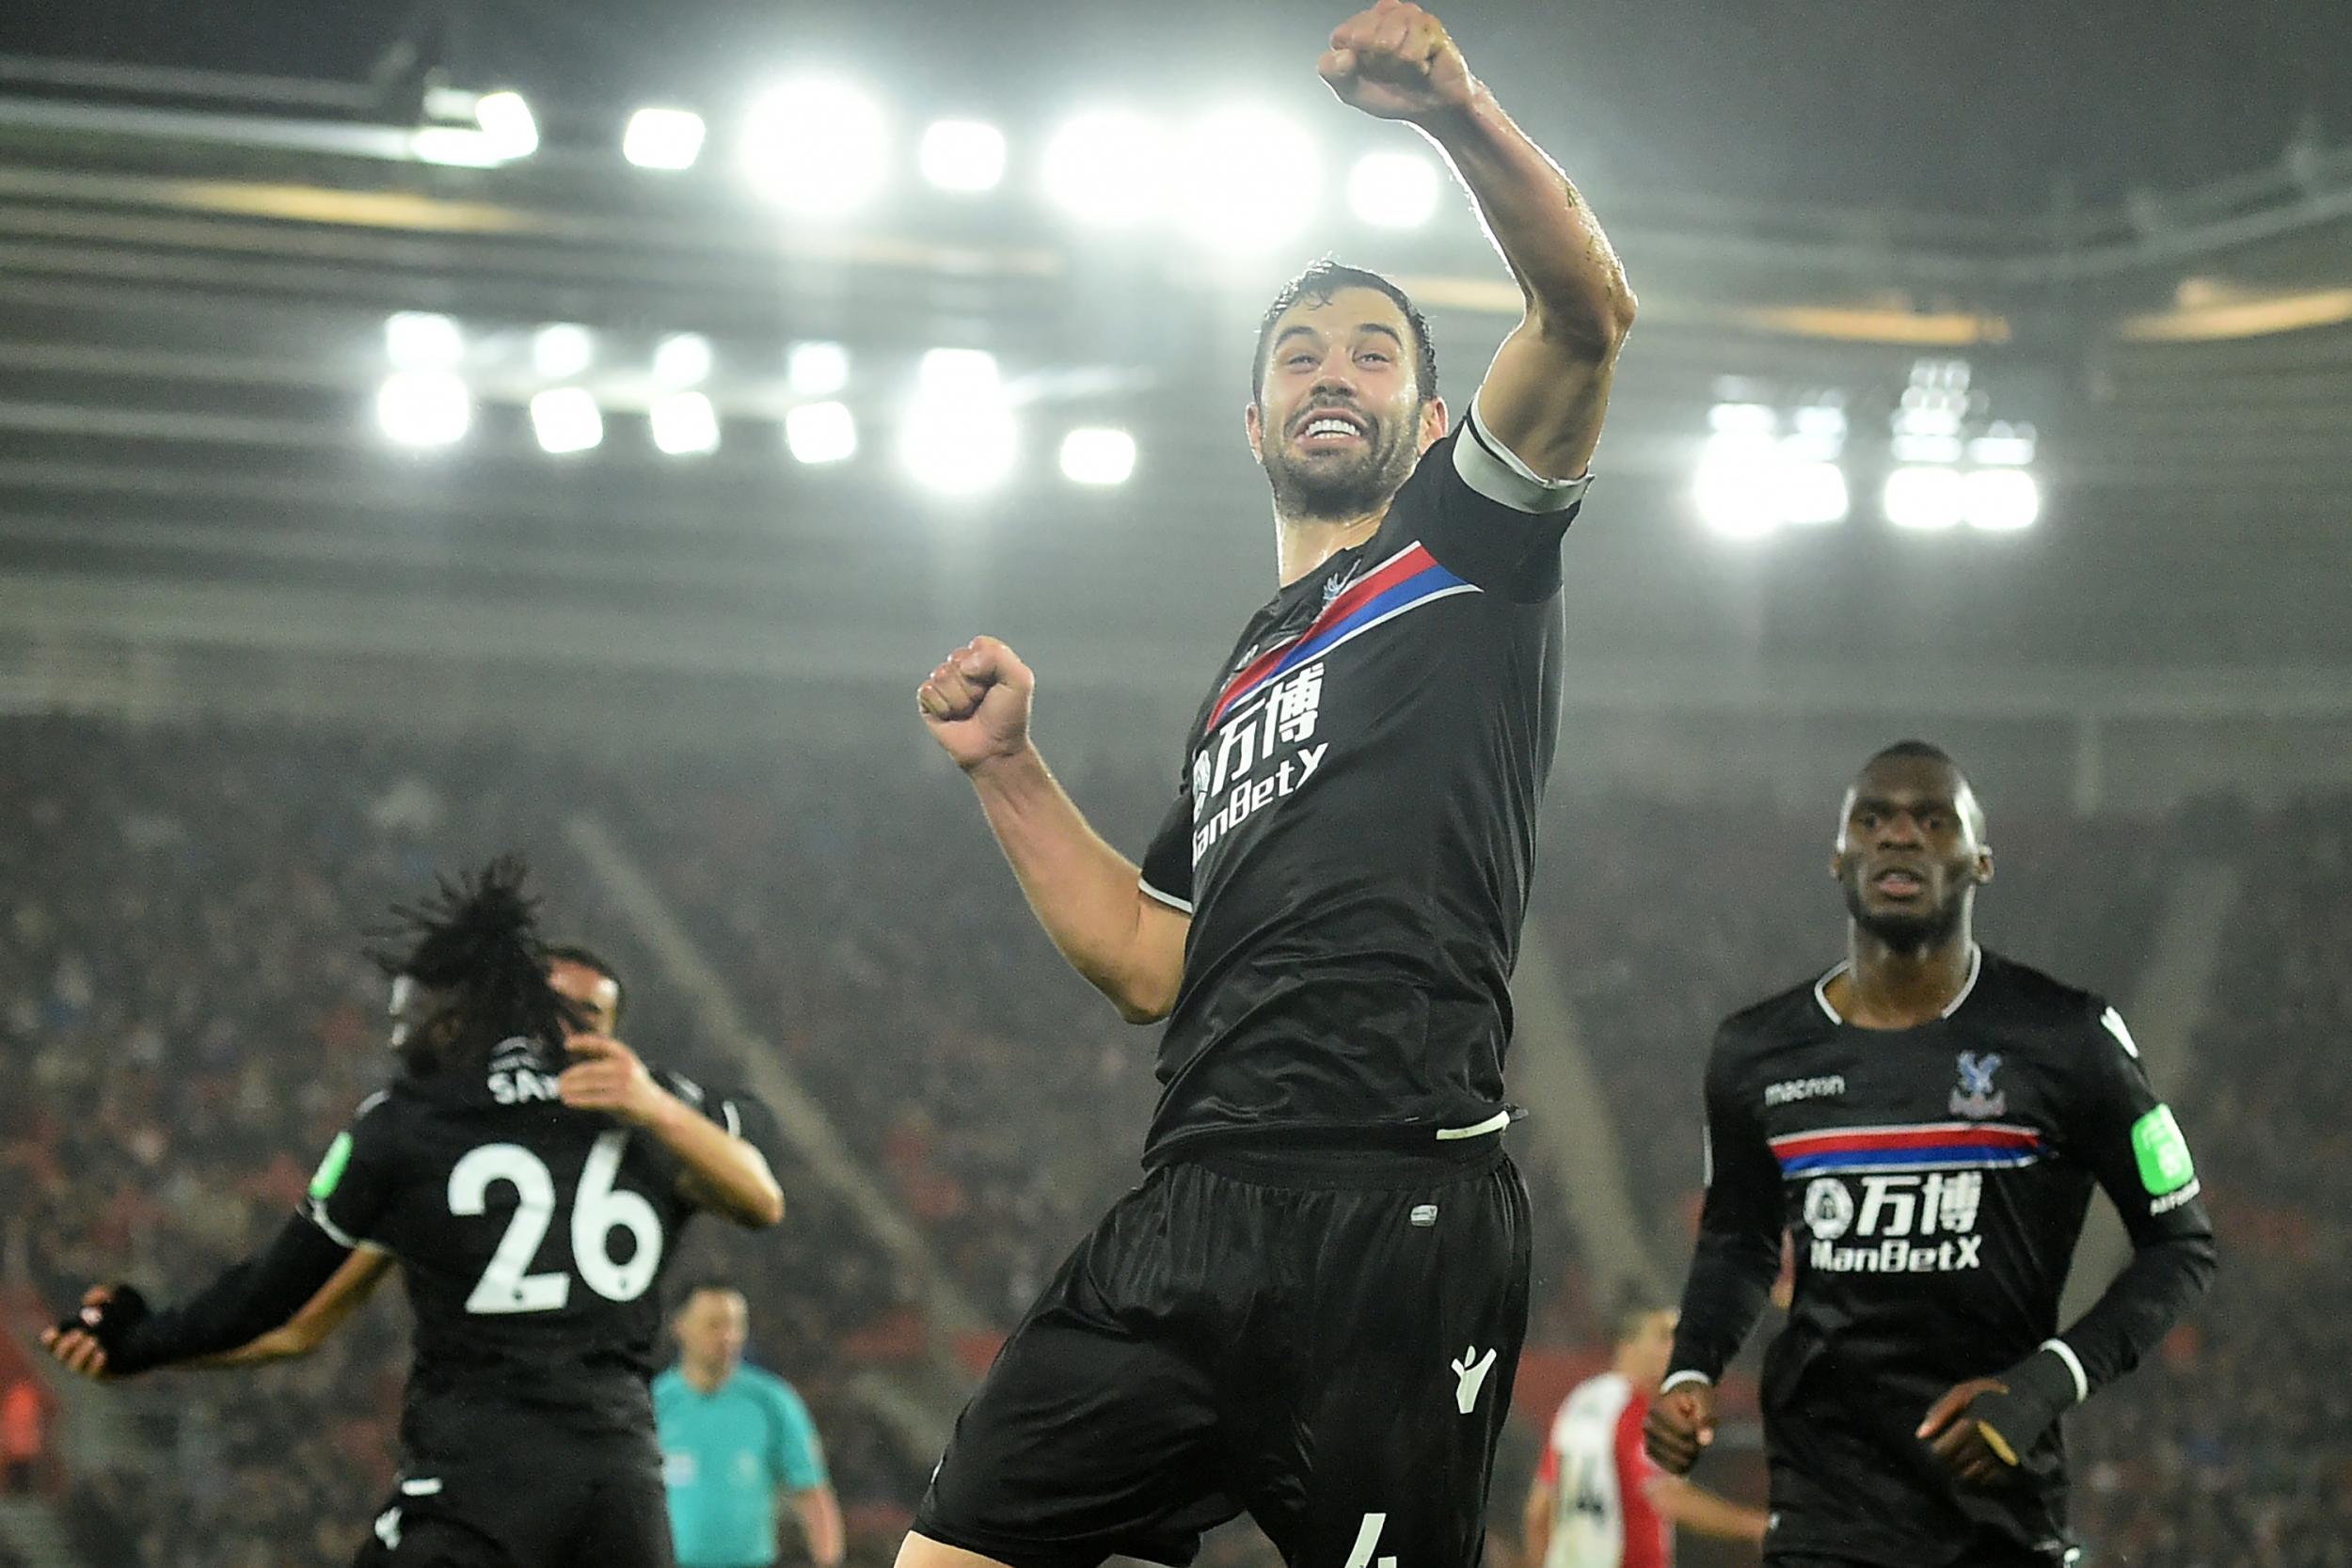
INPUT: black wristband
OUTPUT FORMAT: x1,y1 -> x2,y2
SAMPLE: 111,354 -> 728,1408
1971,1346 -> 2079,1465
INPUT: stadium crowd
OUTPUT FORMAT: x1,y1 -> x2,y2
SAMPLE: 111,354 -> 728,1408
4,715 -> 2344,1565
0,719 -> 921,1568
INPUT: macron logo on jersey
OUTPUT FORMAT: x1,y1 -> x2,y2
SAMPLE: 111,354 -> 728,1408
1765,1074 -> 1846,1107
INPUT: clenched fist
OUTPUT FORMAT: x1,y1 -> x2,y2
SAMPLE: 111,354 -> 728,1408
1644,1379 -> 1719,1475
1318,0 -> 1477,123
916,637 -> 1035,772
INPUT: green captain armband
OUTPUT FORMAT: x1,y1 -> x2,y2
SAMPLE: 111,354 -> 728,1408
309,1132 -> 354,1201
2130,1105 -> 2196,1196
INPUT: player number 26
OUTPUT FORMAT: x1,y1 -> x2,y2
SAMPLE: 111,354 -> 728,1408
448,1132 -> 663,1313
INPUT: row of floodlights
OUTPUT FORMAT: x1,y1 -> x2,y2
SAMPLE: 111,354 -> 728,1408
1694,401 -> 2042,537
415,86 -> 1447,247
376,350 -> 1136,494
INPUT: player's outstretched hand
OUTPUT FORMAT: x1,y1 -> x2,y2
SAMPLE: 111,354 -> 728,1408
559,1033 -> 665,1128
916,637 -> 1035,773
1317,0 -> 1476,123
1643,1380 -> 1718,1475
41,1284 -> 136,1381
1917,1376 -> 2014,1487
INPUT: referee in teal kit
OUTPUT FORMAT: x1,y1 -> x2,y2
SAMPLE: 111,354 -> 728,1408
656,1281 -> 846,1568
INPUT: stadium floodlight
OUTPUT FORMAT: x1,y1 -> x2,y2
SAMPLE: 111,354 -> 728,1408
920,119 -> 1008,193
1962,467 -> 2040,532
410,127 -> 504,167
530,388 -> 603,454
741,79 -> 887,215
624,107 -> 707,171
1707,402 -> 1777,436
1041,109 -> 1168,227
787,341 -> 850,398
375,372 -> 470,448
1059,427 -> 1136,486
1968,422 -> 2038,467
1692,435 -> 1782,540
474,90 -> 540,161
649,391 -> 720,456
532,323 -> 594,380
785,401 -> 858,465
1883,465 -> 1964,531
1777,460 -> 1851,527
1175,108 -> 1316,250
904,349 -> 1015,493
385,311 -> 464,371
653,332 -> 714,388
1346,150 -> 1442,229
918,347 -> 1000,394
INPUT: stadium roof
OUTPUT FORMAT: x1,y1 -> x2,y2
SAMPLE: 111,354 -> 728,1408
3,0 -> 2348,219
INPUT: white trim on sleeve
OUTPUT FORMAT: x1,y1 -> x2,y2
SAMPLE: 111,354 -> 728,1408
1435,1110 -> 1511,1141
306,1199 -> 364,1251
1453,401 -> 1592,515
1660,1370 -> 1713,1395
1139,879 -> 1194,915
2041,1338 -> 2090,1404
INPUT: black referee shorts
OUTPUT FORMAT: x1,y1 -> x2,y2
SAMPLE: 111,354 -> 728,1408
914,1138 -> 1531,1568
350,1441 -> 674,1568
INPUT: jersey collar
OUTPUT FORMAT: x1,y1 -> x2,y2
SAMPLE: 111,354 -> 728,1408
1812,942 -> 1983,1025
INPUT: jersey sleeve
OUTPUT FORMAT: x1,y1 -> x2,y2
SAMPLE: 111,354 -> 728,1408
1138,784 -> 1195,915
2043,1003 -> 2217,1400
767,1382 -> 829,1490
1666,1024 -> 1785,1386
1389,399 -> 1589,601
653,1069 -> 785,1171
303,1090 -> 402,1251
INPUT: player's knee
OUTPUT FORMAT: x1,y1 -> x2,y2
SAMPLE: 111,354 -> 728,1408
897,1529 -> 1023,1568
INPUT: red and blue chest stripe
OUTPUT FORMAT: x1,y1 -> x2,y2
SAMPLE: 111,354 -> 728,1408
1770,1121 -> 2045,1176
1205,543 -> 1475,730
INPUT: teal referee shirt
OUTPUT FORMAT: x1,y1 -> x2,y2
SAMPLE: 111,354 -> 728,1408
655,1364 -> 829,1568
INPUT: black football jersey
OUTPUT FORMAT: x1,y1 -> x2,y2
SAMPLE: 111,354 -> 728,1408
1136,405 -> 1585,1164
1669,948 -> 2215,1564
305,1038 -> 771,1461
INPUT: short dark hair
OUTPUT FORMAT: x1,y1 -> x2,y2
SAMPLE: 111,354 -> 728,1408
373,856 -> 569,1077
1252,260 -> 1438,408
545,942 -> 626,1025
1613,1302 -> 1675,1347
1867,738 -> 1960,770
675,1276 -> 743,1310
1856,739 -> 1988,840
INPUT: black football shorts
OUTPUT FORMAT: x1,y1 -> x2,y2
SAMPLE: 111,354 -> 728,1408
350,1439 -> 673,1568
915,1139 -> 1531,1568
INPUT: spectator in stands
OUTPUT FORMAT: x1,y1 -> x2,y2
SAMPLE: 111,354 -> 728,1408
1,1374 -> 42,1493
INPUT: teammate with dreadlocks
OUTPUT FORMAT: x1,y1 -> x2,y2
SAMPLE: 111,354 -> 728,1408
42,858 -> 784,1568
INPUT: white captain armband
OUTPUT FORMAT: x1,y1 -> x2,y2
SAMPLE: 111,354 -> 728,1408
1453,401 -> 1592,515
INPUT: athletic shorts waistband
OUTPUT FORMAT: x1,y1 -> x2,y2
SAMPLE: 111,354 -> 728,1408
1178,1132 -> 1506,1189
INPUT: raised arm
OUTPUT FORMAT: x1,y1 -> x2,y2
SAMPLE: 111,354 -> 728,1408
1320,0 -> 1635,480
918,636 -> 1189,1025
